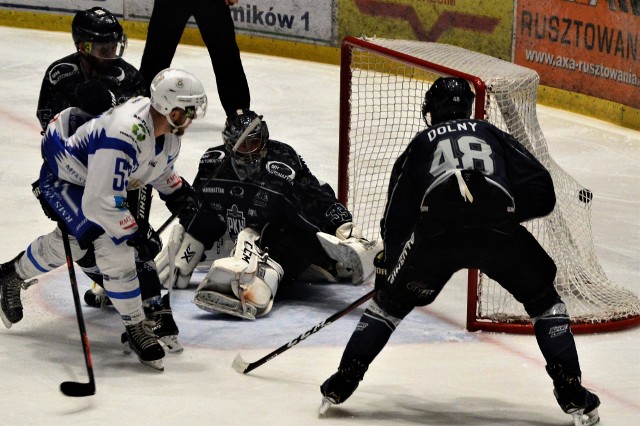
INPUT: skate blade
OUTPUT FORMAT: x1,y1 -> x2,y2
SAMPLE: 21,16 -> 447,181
123,333 -> 183,354
318,397 -> 333,416
159,335 -> 184,354
0,312 -> 13,329
572,407 -> 600,426
122,336 -> 132,354
139,358 -> 164,372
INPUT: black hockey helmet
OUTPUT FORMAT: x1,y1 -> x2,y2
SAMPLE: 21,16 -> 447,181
422,77 -> 475,126
72,7 -> 126,59
222,109 -> 269,179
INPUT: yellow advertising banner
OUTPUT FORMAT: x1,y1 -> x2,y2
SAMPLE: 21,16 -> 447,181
515,0 -> 639,109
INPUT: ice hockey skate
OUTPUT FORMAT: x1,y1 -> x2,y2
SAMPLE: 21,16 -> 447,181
121,321 -> 165,371
0,252 -> 26,328
144,294 -> 182,353
83,282 -> 113,308
319,359 -> 368,415
547,364 -> 601,426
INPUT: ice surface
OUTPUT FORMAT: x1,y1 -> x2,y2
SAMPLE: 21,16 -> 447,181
0,26 -> 638,425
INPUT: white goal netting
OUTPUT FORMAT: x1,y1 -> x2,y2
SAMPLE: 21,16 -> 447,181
339,36 -> 640,332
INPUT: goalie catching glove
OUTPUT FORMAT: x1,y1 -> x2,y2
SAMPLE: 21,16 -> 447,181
193,228 -> 283,320
155,224 -> 205,289
316,222 -> 383,284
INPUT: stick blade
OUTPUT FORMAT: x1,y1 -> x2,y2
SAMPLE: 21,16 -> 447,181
60,381 -> 96,397
231,353 -> 250,374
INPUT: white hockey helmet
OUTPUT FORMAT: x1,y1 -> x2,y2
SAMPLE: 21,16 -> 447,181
150,68 -> 208,120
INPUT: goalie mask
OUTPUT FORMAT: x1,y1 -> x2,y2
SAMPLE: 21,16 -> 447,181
150,68 -> 208,134
222,109 -> 270,180
422,77 -> 475,126
72,7 -> 127,60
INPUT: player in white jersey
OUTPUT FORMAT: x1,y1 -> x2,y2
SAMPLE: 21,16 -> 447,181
0,68 -> 207,371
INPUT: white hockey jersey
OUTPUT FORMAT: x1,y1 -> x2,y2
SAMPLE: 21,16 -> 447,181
41,96 -> 183,243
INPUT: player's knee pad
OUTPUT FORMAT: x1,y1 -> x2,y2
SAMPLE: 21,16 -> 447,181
92,236 -> 143,324
93,235 -> 137,292
377,273 -> 442,310
373,290 -> 414,320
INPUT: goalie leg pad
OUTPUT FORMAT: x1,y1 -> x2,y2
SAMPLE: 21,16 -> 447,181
194,228 -> 284,319
155,224 -> 185,286
156,225 -> 205,290
316,232 -> 383,284
174,232 -> 205,289
231,257 -> 282,309
193,290 -> 258,320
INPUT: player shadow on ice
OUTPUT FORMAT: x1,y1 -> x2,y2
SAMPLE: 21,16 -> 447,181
322,393 -> 561,425
190,280 -> 371,322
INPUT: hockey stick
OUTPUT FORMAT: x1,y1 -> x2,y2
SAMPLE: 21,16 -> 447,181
59,229 -> 96,397
156,116 -> 262,235
232,290 -> 375,374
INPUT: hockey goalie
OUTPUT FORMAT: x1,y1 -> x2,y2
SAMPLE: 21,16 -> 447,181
155,109 -> 381,319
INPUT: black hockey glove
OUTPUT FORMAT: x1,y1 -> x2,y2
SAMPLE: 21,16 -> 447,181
32,180 -> 58,222
75,79 -> 115,116
162,178 -> 199,226
373,250 -> 387,291
127,220 -> 163,262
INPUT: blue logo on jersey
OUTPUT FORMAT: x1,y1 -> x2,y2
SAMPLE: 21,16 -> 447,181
114,195 -> 127,210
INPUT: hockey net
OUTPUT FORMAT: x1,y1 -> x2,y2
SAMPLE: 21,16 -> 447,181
338,36 -> 640,334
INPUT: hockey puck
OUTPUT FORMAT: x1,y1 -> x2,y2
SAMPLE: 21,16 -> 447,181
578,188 -> 593,203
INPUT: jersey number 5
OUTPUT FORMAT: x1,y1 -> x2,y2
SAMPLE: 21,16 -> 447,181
113,158 -> 129,191
429,136 -> 495,178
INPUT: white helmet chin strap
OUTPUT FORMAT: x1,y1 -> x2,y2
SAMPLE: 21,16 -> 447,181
167,115 -> 192,134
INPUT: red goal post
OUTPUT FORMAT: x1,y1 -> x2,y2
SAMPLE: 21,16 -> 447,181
338,36 -> 640,334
